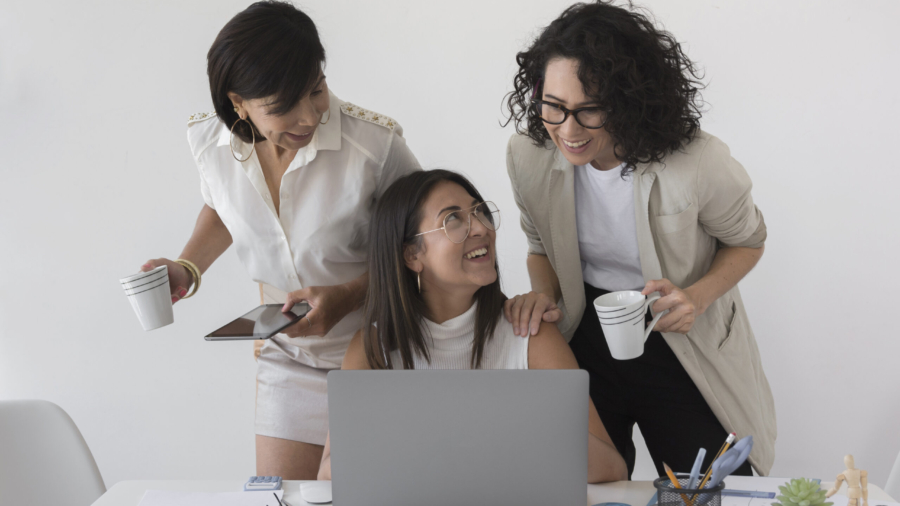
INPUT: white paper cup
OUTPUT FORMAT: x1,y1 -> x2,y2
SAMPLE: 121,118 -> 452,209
593,290 -> 664,360
120,265 -> 174,331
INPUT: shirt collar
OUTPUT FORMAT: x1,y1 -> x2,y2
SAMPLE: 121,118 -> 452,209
316,89 -> 342,152
216,89 -> 343,153
218,121 -> 234,148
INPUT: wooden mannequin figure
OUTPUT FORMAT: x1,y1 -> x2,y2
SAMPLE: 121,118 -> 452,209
826,455 -> 868,506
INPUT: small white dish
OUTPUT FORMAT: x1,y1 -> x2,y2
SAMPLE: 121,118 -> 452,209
300,481 -> 332,504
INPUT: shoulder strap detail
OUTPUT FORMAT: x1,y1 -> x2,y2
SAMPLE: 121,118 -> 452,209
187,111 -> 217,126
340,103 -> 396,130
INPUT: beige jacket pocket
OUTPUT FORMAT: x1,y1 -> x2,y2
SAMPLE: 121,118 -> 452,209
653,202 -> 698,235
718,301 -> 738,351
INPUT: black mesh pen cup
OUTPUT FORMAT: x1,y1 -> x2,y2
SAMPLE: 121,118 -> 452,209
653,473 -> 725,506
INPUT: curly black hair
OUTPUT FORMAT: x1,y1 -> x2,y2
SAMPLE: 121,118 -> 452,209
504,1 -> 705,173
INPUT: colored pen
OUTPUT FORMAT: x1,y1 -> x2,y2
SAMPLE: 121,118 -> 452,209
663,462 -> 695,506
687,448 -> 706,490
693,433 -> 735,500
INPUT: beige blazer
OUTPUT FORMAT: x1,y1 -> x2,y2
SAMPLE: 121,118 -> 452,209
506,130 -> 776,475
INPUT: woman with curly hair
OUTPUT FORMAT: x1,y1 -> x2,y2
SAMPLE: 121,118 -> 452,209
502,1 -> 775,478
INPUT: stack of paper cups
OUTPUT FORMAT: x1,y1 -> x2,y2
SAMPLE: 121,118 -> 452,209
120,265 -> 174,331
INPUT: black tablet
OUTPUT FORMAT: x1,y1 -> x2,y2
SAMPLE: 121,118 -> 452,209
204,303 -> 311,341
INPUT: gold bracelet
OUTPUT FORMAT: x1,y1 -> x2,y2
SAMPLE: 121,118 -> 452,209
174,259 -> 201,298
176,259 -> 200,298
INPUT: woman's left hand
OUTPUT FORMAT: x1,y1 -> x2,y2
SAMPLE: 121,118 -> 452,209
641,278 -> 702,334
281,284 -> 355,338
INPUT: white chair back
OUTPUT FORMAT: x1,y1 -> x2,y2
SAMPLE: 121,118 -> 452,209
886,450 -> 900,501
0,399 -> 106,506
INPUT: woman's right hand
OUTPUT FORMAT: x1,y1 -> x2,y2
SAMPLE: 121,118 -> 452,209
139,258 -> 192,304
503,291 -> 562,337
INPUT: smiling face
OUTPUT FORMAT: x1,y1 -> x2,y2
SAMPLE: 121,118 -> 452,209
542,57 -> 621,170
228,72 -> 330,151
406,181 -> 498,297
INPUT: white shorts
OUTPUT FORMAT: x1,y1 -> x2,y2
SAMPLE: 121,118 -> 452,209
254,337 -> 332,445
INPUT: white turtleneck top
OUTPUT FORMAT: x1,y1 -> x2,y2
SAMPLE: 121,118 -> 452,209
388,302 -> 529,370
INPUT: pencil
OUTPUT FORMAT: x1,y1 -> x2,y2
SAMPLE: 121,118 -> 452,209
693,433 -> 736,500
663,462 -> 695,506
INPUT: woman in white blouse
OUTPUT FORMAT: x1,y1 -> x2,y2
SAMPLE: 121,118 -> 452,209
137,1 -> 419,478
316,170 -> 627,483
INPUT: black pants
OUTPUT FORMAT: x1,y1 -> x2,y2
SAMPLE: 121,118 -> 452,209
570,282 -> 752,479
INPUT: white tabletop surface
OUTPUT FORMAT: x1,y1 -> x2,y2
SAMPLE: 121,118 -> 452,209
91,479 -> 895,506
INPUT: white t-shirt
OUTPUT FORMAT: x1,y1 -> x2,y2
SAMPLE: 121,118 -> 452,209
574,163 -> 645,292
186,90 -> 420,368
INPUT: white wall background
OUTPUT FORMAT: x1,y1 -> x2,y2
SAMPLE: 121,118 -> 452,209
1,0 -> 898,490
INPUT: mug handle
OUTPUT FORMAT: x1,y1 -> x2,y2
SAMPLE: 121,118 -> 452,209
643,294 -> 664,341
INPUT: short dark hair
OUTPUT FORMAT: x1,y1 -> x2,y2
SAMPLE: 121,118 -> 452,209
207,1 -> 326,142
363,170 -> 507,370
504,1 -> 704,173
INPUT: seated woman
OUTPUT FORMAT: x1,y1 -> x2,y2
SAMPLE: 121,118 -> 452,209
317,169 -> 627,483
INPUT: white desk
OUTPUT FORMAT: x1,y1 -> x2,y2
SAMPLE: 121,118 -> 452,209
91,479 -> 895,506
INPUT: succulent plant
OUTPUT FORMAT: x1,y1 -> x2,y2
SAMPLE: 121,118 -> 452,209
774,478 -> 833,506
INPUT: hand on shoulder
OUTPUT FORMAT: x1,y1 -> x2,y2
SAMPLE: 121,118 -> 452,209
504,291 -> 562,337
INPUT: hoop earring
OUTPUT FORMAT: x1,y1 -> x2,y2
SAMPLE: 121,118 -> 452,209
417,272 -> 421,293
320,108 -> 331,125
230,114 -> 256,162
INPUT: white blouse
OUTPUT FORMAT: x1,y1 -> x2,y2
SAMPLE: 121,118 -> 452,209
187,90 -> 421,368
388,303 -> 529,370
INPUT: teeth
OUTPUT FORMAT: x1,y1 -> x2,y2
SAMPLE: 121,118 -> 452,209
465,247 -> 488,259
563,139 -> 589,148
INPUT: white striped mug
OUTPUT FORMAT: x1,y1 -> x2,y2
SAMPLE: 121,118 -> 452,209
120,265 -> 174,331
593,291 -> 664,360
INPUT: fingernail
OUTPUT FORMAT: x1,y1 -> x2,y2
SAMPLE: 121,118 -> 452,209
514,327 -> 519,335
171,296 -> 178,303
179,289 -> 187,297
142,263 -> 151,269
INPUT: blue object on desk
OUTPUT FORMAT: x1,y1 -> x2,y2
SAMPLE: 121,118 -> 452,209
692,435 -> 753,506
723,490 -> 776,498
657,477 -> 817,503
244,476 -> 282,491
708,436 -> 754,490
688,448 -> 707,490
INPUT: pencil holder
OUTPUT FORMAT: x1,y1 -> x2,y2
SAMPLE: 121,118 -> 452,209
653,473 -> 725,506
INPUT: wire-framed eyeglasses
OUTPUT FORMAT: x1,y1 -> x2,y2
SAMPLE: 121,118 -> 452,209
532,100 -> 609,129
415,201 -> 501,244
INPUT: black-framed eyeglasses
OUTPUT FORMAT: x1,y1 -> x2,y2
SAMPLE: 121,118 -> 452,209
415,201 -> 501,244
532,100 -> 609,129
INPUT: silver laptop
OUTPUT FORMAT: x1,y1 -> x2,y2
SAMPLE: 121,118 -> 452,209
327,369 -> 589,506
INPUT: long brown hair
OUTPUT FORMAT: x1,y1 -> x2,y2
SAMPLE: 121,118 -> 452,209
363,170 -> 506,370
